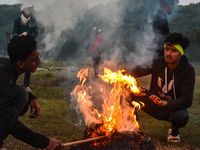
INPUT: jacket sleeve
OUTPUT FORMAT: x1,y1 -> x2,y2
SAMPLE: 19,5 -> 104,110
127,59 -> 157,78
13,19 -> 19,36
31,19 -> 38,38
10,120 -> 50,149
128,66 -> 152,78
167,67 -> 195,110
28,92 -> 38,101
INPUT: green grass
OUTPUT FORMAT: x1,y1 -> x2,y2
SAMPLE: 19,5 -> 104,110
2,61 -> 200,150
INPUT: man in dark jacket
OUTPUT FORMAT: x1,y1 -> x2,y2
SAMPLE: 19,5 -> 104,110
152,0 -> 175,57
126,32 -> 195,143
0,35 -> 60,149
13,4 -> 38,92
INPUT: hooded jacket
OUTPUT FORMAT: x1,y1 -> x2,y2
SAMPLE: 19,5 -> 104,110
0,57 -> 49,148
129,55 -> 195,110
13,16 -> 38,38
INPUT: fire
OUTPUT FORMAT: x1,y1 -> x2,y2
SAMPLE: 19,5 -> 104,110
70,67 -> 144,139
100,68 -> 141,94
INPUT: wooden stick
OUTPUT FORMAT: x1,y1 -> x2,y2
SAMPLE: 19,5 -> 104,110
61,136 -> 106,147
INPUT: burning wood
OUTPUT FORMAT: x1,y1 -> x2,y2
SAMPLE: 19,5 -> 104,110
69,68 -> 155,150
65,124 -> 155,150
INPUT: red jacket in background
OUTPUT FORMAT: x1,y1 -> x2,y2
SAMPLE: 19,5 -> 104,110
91,34 -> 102,54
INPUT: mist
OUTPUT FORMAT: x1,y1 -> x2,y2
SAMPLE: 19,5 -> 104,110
16,0 -> 161,69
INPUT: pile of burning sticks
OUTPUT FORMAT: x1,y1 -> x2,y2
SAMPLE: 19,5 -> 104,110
63,68 -> 156,150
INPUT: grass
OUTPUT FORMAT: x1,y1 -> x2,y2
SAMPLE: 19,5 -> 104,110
2,61 -> 200,150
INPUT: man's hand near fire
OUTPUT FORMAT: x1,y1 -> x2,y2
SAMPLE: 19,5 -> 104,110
149,95 -> 168,107
29,99 -> 41,118
131,88 -> 146,96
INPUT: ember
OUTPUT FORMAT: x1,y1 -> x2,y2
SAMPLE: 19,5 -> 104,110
67,124 -> 156,150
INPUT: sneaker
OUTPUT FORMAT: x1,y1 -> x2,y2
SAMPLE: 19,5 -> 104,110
26,87 -> 32,92
167,128 -> 180,143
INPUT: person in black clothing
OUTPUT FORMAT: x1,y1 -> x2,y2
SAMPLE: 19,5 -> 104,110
152,0 -> 175,57
13,4 -> 38,92
0,35 -> 60,149
125,32 -> 195,143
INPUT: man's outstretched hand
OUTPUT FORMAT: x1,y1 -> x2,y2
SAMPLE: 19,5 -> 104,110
149,95 -> 168,107
132,88 -> 146,96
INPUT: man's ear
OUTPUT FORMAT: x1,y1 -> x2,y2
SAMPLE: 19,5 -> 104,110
16,61 -> 24,69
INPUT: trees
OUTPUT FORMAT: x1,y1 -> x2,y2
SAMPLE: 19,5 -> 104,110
0,2 -> 200,61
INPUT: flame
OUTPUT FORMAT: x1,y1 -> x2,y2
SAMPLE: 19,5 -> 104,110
71,67 -> 145,139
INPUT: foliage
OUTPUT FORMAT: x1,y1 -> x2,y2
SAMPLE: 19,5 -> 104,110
0,2 -> 200,61
0,4 -> 21,55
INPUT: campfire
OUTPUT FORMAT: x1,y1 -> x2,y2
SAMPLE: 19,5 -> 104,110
68,68 -> 156,149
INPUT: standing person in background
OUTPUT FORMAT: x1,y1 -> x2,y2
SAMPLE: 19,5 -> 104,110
90,27 -> 103,78
152,0 -> 175,57
13,4 -> 38,91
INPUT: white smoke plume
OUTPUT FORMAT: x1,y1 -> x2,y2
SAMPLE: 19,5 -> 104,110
16,0 -> 158,67
17,0 -> 123,58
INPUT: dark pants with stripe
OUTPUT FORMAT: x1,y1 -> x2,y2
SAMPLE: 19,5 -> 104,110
132,95 -> 188,136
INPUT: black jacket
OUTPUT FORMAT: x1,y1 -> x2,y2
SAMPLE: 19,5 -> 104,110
152,9 -> 170,56
129,56 -> 195,110
13,16 -> 38,38
0,57 -> 49,148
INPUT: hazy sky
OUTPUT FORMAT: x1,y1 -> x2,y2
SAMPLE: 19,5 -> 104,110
0,0 -> 200,5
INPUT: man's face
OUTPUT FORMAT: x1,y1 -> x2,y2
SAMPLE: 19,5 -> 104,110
164,44 -> 182,64
21,50 -> 41,73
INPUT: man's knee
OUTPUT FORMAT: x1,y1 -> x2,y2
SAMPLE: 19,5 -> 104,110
169,110 -> 189,127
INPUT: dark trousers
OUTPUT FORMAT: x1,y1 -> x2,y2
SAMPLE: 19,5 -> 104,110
132,95 -> 188,136
0,86 -> 29,147
24,72 -> 31,87
93,55 -> 101,78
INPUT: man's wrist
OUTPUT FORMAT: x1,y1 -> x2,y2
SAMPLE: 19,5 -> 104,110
161,100 -> 168,107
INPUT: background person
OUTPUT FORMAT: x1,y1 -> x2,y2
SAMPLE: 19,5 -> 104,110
90,27 -> 103,78
12,3 -> 38,91
126,32 -> 195,143
152,0 -> 175,57
0,35 -> 60,150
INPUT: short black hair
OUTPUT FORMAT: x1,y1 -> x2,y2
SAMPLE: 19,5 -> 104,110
7,35 -> 37,63
164,32 -> 190,50
160,0 -> 175,7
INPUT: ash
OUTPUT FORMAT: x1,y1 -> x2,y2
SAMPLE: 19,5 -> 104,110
68,129 -> 156,150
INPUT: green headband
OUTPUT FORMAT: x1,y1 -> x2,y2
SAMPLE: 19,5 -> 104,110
164,43 -> 184,56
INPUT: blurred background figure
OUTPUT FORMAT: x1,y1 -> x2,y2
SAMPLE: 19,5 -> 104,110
152,0 -> 175,57
12,3 -> 38,91
90,27 -> 103,78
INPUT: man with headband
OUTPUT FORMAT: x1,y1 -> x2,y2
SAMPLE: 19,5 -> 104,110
124,32 -> 195,143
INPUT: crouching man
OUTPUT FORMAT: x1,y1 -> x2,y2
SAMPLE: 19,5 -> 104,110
126,32 -> 195,142
0,35 -> 60,149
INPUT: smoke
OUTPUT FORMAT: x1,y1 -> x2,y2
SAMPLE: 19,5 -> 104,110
17,0 -> 159,68
17,0 -> 123,58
